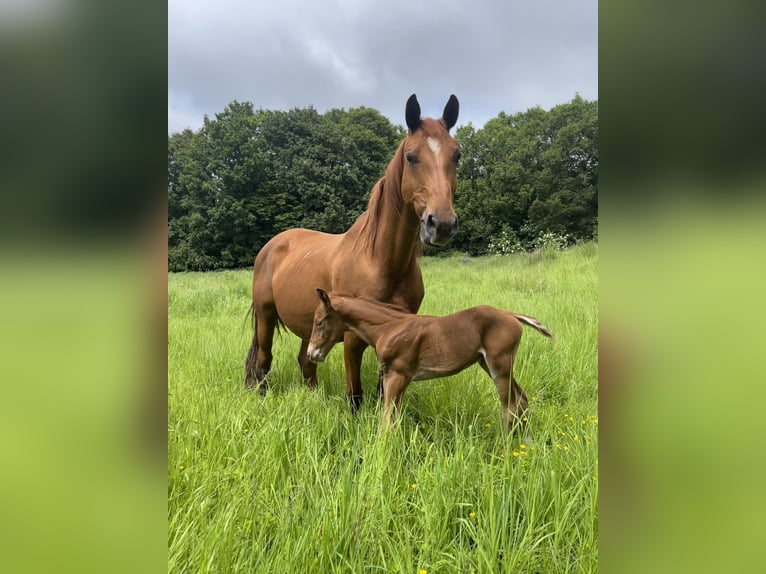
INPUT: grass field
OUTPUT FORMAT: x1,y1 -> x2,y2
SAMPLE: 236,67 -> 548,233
168,243 -> 598,573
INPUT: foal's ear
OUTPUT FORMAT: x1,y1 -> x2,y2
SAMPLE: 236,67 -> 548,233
442,94 -> 459,131
316,288 -> 332,310
405,94 -> 421,132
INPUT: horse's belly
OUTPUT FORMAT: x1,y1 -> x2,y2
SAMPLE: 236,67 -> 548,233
272,275 -> 328,341
267,233 -> 338,340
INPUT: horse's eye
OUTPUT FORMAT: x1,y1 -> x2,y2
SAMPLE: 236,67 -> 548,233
405,151 -> 417,165
453,149 -> 463,164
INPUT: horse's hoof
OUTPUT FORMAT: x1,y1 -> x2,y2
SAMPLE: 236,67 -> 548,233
349,394 -> 363,415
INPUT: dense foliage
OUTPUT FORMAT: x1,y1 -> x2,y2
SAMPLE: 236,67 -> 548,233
168,97 -> 597,270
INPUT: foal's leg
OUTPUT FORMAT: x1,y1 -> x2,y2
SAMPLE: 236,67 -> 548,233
483,349 -> 527,434
247,306 -> 277,395
343,333 -> 367,414
377,368 -> 385,403
509,374 -> 529,428
297,340 -> 318,389
380,372 -> 409,431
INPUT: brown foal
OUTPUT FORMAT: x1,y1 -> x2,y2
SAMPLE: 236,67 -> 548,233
307,290 -> 553,432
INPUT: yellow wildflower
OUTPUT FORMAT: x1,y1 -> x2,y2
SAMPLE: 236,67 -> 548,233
573,435 -> 579,442
484,423 -> 492,428
419,570 -> 428,574
469,512 -> 476,519
512,451 -> 520,457
411,483 -> 418,490
179,464 -> 185,471
520,444 -> 526,450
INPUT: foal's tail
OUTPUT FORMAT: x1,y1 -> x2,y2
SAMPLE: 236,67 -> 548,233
513,313 -> 554,339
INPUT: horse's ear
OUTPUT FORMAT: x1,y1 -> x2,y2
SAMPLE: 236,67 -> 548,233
316,288 -> 332,310
442,94 -> 459,131
405,94 -> 421,132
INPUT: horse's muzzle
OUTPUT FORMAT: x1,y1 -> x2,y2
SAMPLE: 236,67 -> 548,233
421,213 -> 458,246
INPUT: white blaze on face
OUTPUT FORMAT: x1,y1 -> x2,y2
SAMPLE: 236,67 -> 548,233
427,136 -> 441,157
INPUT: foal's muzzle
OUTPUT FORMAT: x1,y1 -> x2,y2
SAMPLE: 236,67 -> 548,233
307,345 -> 325,363
421,213 -> 458,246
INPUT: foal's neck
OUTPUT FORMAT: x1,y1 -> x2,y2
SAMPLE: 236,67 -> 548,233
335,297 -> 406,346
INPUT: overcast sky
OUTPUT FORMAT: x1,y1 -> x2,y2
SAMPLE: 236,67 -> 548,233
169,0 -> 597,135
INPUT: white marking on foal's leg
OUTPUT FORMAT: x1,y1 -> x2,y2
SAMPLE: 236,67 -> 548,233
479,347 -> 498,379
427,136 -> 441,156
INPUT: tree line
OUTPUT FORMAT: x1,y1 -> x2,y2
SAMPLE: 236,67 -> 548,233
168,96 -> 597,271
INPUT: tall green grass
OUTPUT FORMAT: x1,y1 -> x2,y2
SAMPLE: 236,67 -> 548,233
168,243 -> 598,573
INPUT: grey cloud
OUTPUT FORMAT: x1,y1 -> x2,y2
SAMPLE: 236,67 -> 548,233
169,0 -> 597,133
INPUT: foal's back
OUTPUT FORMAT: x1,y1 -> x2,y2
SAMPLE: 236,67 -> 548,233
375,306 -> 524,380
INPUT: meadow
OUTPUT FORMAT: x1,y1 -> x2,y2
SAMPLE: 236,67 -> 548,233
168,243 -> 598,573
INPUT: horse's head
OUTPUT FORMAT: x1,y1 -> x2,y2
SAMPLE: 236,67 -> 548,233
307,289 -> 346,363
401,94 -> 461,247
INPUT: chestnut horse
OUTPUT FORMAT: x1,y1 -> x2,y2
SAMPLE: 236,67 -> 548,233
307,290 -> 553,432
245,94 -> 461,412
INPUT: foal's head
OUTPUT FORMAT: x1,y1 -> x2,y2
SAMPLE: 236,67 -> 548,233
401,94 -> 461,246
307,289 -> 346,363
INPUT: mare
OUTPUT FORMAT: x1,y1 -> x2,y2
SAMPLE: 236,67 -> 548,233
307,290 -> 554,432
245,94 -> 461,412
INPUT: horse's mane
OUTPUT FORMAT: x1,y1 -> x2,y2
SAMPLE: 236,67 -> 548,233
358,140 -> 405,255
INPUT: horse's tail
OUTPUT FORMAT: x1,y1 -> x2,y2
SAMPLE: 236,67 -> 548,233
513,313 -> 554,339
244,303 -> 258,387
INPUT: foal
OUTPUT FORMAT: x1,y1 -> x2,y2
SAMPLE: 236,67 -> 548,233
307,289 -> 553,432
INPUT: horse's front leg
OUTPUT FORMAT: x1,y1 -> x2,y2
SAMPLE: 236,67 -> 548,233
343,333 -> 367,414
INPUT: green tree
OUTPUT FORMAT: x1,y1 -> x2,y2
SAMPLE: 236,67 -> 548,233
452,96 -> 597,255
167,103 -> 401,270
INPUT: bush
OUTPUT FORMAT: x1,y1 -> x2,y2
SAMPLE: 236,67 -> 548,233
487,228 -> 524,256
488,229 -> 573,256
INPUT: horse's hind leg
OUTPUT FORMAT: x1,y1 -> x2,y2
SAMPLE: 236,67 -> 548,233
245,305 -> 278,395
297,340 -> 318,389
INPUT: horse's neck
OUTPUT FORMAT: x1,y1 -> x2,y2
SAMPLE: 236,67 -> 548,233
349,150 -> 421,273
336,298 -> 403,345
374,186 -> 420,271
